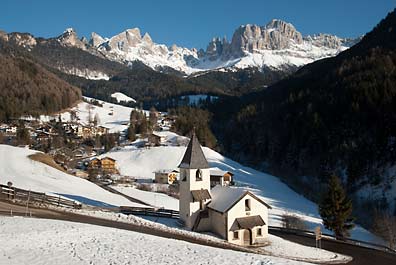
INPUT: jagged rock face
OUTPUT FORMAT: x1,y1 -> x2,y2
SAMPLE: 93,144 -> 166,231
90,32 -> 105,47
0,30 -> 9,41
206,37 -> 225,61
57,28 -> 86,50
305,33 -> 360,49
107,28 -> 142,51
216,20 -> 304,60
7,32 -> 37,48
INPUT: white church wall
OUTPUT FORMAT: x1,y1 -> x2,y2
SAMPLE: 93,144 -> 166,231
226,193 -> 269,245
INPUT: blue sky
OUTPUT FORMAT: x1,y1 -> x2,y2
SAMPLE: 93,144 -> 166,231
1,0 -> 395,49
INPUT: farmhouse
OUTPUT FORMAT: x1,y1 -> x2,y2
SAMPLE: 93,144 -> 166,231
88,157 -> 118,175
210,168 -> 234,188
148,132 -> 166,146
178,133 -> 271,246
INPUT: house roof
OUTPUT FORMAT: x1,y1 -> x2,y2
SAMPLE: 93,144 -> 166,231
101,157 -> 116,162
178,132 -> 209,169
191,189 -> 211,202
154,169 -> 179,174
208,186 -> 271,213
210,168 -> 234,177
230,215 -> 266,231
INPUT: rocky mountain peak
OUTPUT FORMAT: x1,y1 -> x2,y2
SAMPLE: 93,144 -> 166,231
142,32 -> 153,45
57,28 -> 86,50
90,32 -> 105,47
107,28 -> 142,51
6,32 -> 37,48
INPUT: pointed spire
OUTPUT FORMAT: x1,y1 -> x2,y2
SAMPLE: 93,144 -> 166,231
178,132 -> 209,169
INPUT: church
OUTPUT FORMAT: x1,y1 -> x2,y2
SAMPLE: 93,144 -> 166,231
178,133 -> 271,246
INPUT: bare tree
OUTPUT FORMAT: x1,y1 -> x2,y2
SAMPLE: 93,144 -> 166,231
373,212 -> 396,249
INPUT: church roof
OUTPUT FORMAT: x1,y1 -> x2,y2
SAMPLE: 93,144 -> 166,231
230,215 -> 266,231
191,189 -> 211,202
178,133 -> 209,169
208,186 -> 271,213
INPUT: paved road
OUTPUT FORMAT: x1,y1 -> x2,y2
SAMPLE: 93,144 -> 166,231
270,230 -> 396,265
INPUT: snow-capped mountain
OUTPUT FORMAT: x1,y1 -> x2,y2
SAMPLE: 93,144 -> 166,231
83,19 -> 360,75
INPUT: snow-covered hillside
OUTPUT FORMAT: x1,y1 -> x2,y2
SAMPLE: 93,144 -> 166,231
0,145 -> 144,208
101,131 -> 382,244
0,217 -> 319,265
111,92 -> 136,103
38,97 -> 141,133
112,185 -> 179,211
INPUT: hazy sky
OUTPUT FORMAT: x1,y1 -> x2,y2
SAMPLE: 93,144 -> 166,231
2,0 -> 395,49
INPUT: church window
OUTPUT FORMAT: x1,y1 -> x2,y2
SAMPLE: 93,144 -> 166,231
245,199 -> 251,211
196,169 -> 202,181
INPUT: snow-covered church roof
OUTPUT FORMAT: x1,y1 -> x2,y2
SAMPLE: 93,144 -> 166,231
208,186 -> 271,213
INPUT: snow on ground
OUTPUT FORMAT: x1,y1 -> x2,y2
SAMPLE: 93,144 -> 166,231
38,97 -> 145,133
111,92 -> 136,103
0,145 -> 146,208
112,185 -> 179,211
265,235 -> 351,263
0,216 -> 311,265
68,208 -> 350,263
101,131 -> 383,244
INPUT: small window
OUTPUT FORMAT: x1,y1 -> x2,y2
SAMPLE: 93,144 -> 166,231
196,169 -> 202,181
257,228 -> 262,236
233,231 -> 239,239
245,199 -> 251,211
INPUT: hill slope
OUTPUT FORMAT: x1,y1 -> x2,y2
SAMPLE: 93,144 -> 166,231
0,39 -> 81,120
0,145 -> 143,207
215,10 -> 396,214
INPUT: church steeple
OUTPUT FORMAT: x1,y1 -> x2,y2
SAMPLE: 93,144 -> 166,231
178,132 -> 209,169
178,132 -> 211,229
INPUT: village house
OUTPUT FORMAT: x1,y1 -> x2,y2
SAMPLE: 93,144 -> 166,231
100,157 -> 118,174
154,169 -> 179,184
148,132 -> 166,146
178,133 -> 271,246
88,157 -> 118,175
210,168 -> 234,188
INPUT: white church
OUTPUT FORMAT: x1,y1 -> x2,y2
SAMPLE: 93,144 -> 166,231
178,133 -> 271,246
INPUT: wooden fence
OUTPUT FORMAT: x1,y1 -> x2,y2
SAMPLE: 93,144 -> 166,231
0,184 -> 81,209
119,206 -> 180,219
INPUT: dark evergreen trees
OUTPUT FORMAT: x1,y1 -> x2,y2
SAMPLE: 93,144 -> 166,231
319,175 -> 355,239
169,106 -> 217,149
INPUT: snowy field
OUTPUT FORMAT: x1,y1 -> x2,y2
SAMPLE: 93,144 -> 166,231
111,92 -> 136,103
102,130 -> 383,244
112,185 -> 179,211
0,145 -> 146,208
0,216 -> 313,265
38,97 -> 144,133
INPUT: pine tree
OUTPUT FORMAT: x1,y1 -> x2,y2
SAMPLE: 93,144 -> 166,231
318,175 -> 355,239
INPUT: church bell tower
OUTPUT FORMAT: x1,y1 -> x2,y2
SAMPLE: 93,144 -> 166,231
178,132 -> 211,229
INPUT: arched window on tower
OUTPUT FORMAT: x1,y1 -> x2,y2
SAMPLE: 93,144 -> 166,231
196,169 -> 202,181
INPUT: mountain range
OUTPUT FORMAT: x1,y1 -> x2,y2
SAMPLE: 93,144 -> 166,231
1,19 -> 360,79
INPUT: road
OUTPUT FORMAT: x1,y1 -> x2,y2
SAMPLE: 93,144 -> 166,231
270,230 -> 396,265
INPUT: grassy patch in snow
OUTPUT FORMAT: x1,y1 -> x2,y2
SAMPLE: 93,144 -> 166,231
28,153 -> 65,172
